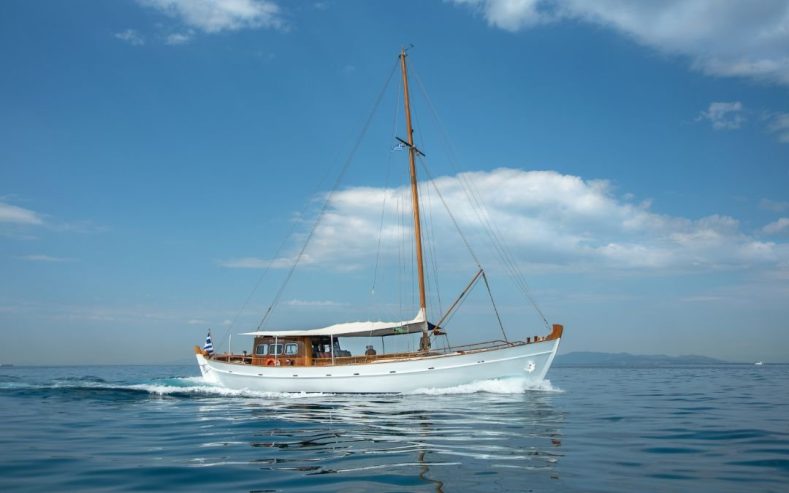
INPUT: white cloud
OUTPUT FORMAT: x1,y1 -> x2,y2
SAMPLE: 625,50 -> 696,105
165,31 -> 193,45
187,319 -> 208,325
451,0 -> 789,85
766,112 -> 789,143
114,29 -> 145,46
17,254 -> 74,262
219,257 -> 269,268
229,168 -> 789,274
764,218 -> 789,235
453,0 -> 554,31
218,256 -> 298,269
0,201 -> 44,225
0,201 -> 105,235
140,0 -> 284,33
761,198 -> 789,212
697,101 -> 745,130
284,299 -> 347,307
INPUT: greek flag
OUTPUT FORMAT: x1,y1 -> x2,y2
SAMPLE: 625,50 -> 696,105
203,332 -> 214,355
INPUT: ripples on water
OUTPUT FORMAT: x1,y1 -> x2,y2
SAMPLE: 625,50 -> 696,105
0,365 -> 787,492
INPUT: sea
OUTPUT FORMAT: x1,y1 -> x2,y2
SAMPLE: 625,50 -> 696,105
1,364 -> 787,492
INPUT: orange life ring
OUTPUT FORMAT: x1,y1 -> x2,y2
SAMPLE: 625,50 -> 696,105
265,358 -> 276,366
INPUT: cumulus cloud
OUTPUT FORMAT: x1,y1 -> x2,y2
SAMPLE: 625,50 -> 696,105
140,0 -> 284,33
697,101 -> 745,130
114,29 -> 145,46
764,218 -> 789,235
229,168 -> 789,274
451,0 -> 789,85
0,201 -> 44,225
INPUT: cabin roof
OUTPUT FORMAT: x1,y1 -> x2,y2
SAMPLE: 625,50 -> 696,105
241,309 -> 430,338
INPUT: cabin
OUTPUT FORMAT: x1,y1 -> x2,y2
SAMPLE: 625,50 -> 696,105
249,336 -> 351,367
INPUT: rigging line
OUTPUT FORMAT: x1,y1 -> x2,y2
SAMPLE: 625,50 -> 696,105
411,71 -> 503,270
409,180 -> 416,311
434,268 -> 483,329
256,59 -> 400,330
419,156 -> 536,332
412,69 -> 550,329
440,281 -> 472,329
482,270 -> 508,342
411,99 -> 443,317
370,157 -> 392,297
219,136 -> 346,351
442,333 -> 451,351
394,122 -> 405,320
397,189 -> 405,321
370,81 -> 401,299
423,176 -> 443,316
417,157 -> 482,269
464,175 -> 550,328
217,220 -> 296,350
464,175 -> 550,329
412,72 -> 541,320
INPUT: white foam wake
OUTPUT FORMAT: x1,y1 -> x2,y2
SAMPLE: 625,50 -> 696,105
130,377 -> 326,399
407,377 -> 563,395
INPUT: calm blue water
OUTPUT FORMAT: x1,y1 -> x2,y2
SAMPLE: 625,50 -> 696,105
1,364 -> 787,492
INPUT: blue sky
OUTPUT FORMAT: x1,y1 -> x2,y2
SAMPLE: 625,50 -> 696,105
1,0 -> 788,364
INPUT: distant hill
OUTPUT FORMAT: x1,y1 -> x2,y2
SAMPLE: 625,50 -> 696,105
554,351 -> 730,367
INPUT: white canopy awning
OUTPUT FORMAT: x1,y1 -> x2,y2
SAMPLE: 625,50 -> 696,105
241,309 -> 428,338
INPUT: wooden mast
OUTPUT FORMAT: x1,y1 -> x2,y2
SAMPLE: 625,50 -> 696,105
399,48 -> 430,351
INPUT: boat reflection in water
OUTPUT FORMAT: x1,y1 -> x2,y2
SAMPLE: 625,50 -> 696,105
202,385 -> 568,491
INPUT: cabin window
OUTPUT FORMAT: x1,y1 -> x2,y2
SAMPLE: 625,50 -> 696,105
270,344 -> 283,355
284,343 -> 299,356
255,344 -> 268,356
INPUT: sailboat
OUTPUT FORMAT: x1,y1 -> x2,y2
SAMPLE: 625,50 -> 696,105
194,49 -> 564,393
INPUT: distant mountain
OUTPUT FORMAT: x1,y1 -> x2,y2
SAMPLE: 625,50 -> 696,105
554,351 -> 729,367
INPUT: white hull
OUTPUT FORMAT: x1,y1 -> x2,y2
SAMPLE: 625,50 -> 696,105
196,338 -> 561,393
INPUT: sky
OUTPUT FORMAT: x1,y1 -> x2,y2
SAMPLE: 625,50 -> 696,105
1,0 -> 788,365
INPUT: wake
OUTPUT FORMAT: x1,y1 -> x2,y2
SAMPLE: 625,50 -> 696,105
407,377 -> 563,395
2,375 -> 562,399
